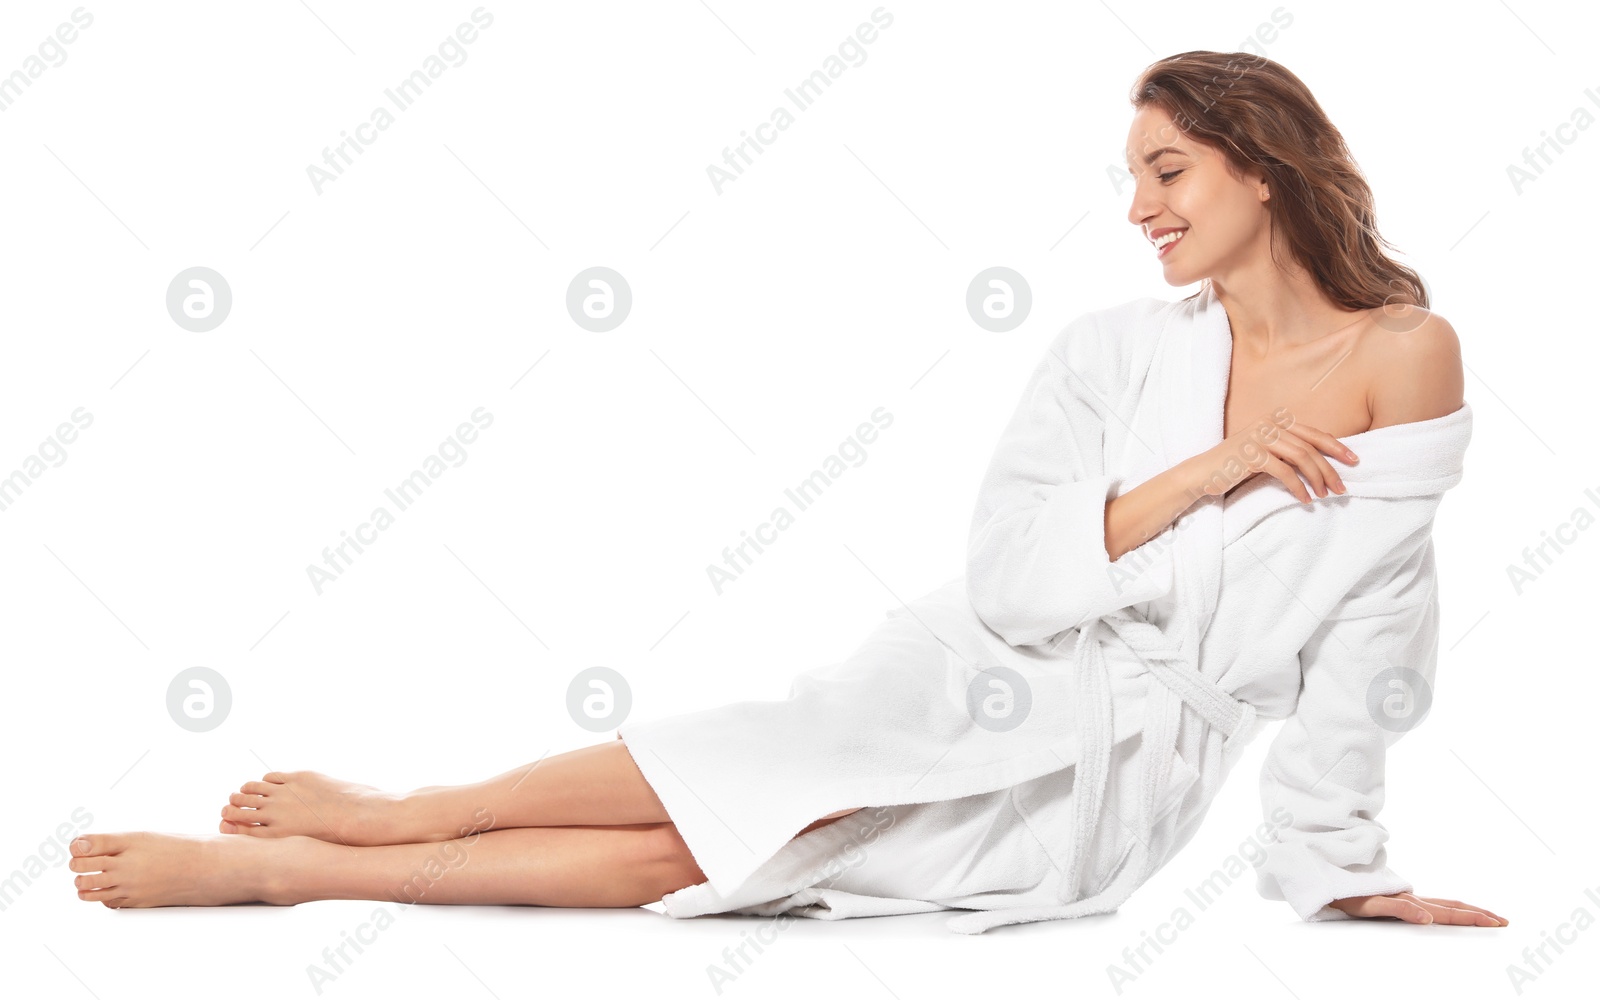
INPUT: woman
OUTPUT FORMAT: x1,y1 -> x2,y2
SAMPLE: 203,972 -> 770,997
69,51 -> 1507,932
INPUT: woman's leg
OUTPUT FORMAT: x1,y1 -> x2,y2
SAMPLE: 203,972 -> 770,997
219,741 -> 676,845
220,739 -> 864,846
71,822 -> 707,909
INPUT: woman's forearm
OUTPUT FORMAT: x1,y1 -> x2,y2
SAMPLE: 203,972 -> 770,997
1103,453 -> 1210,562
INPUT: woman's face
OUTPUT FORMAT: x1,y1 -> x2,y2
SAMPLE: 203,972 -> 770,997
1124,105 -> 1271,287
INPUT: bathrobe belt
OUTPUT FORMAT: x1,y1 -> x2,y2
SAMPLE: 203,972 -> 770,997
945,609 -> 1258,935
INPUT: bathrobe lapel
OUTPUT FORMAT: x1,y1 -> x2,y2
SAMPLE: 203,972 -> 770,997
947,285 -> 1250,933
1166,282 -> 1233,631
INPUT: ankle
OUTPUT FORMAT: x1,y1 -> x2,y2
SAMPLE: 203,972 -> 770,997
392,787 -> 453,844
258,836 -> 330,904
306,785 -> 408,847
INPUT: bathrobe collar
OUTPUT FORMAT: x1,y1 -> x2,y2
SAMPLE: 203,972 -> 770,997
1173,281 -> 1473,546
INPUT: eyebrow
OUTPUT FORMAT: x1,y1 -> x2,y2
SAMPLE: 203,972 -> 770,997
1125,146 -> 1187,170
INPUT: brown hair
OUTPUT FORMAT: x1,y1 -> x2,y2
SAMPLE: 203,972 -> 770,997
1129,50 -> 1426,310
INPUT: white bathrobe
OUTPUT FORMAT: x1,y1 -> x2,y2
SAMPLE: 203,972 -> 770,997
618,281 -> 1472,934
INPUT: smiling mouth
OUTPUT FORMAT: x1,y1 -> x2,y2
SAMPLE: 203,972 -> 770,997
1153,229 -> 1186,258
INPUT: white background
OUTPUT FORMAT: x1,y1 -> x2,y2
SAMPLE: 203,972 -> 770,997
1,1 -> 1595,997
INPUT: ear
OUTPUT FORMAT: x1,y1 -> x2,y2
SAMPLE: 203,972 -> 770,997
1243,164 -> 1270,202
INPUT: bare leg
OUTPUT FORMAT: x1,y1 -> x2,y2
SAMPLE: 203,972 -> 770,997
221,739 -> 863,846
71,823 -> 708,909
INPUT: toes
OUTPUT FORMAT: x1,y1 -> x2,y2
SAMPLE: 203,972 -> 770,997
68,856 -> 113,874
75,873 -> 118,891
241,781 -> 277,796
77,888 -> 125,903
220,805 -> 264,825
261,772 -> 291,783
228,793 -> 268,808
70,834 -> 126,859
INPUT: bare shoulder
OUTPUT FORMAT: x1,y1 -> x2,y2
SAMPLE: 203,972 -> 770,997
1362,306 -> 1465,431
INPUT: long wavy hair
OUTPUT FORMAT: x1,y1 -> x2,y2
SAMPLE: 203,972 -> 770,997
1129,51 -> 1426,310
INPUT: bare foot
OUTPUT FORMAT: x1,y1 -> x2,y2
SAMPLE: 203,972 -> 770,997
219,770 -> 403,846
69,831 -> 320,907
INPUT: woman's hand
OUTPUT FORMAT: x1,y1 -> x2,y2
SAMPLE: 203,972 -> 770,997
1327,891 -> 1508,926
1193,407 -> 1356,503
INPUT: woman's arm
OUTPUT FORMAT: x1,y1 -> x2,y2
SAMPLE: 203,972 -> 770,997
1254,529 -> 1438,920
965,311 -> 1179,646
965,307 -> 1363,642
1104,412 -> 1359,562
1253,527 -> 1503,926
1100,455 -> 1210,563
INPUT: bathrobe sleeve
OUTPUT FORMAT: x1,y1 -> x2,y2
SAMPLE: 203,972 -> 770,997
1254,527 -> 1441,921
965,310 -> 1174,647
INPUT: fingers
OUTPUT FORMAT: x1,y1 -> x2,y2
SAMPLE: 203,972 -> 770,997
1386,895 -> 1438,924
1415,896 -> 1509,926
1288,423 -> 1360,467
1291,428 -> 1348,497
1270,430 -> 1337,499
1261,455 -> 1312,503
1228,420 -> 1361,503
1333,893 -> 1433,923
1417,900 -> 1501,926
1358,893 -> 1509,926
1436,906 -> 1504,927
1332,892 -> 1510,927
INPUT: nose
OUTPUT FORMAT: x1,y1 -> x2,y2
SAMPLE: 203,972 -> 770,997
1126,169 -> 1160,230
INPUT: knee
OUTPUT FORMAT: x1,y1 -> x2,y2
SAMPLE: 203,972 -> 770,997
642,822 -> 707,897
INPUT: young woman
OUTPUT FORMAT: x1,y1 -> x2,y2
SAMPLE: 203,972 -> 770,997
70,51 -> 1506,932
